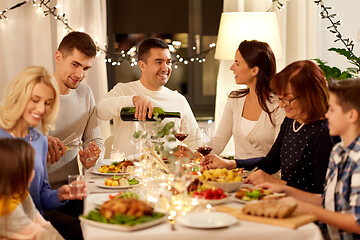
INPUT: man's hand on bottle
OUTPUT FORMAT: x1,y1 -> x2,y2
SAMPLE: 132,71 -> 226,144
132,96 -> 153,121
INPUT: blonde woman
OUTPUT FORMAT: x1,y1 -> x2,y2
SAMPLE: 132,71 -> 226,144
0,66 -> 84,216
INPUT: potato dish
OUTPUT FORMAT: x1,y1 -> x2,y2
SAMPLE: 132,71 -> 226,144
198,168 -> 243,182
99,160 -> 135,174
104,176 -> 139,187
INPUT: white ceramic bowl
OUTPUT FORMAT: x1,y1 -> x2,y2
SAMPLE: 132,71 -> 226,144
203,180 -> 243,193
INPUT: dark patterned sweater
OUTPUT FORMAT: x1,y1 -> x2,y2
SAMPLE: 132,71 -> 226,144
236,117 -> 334,193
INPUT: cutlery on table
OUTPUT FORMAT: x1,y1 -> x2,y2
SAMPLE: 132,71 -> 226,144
168,216 -> 176,231
242,167 -> 258,178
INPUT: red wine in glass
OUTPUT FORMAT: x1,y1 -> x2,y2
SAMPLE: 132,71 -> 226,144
174,133 -> 189,142
196,146 -> 213,156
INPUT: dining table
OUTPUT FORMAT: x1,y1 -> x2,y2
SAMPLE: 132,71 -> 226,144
80,163 -> 324,240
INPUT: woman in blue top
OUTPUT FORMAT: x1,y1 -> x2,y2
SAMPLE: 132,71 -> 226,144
0,66 -> 84,214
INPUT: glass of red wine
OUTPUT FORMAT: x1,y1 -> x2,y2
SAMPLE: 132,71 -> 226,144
196,126 -> 213,158
174,118 -> 189,146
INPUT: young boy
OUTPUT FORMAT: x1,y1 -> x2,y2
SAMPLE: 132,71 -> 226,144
258,78 -> 360,239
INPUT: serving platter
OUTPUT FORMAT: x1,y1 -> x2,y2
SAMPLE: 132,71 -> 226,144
79,214 -> 166,231
232,192 -> 286,204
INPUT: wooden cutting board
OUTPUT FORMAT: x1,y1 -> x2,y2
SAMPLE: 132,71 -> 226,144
216,206 -> 317,229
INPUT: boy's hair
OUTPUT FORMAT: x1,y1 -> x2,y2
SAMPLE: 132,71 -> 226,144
328,78 -> 360,115
58,31 -> 96,58
0,66 -> 59,135
137,37 -> 169,63
0,139 -> 35,216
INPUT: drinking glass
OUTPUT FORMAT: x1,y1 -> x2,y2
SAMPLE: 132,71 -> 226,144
196,126 -> 213,157
63,133 -> 82,150
68,175 -> 85,198
174,117 -> 190,146
131,122 -> 146,157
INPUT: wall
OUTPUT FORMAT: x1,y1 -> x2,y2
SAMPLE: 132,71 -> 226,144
319,0 -> 360,72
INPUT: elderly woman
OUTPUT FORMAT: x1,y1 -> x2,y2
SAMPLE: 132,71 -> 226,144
202,60 -> 334,193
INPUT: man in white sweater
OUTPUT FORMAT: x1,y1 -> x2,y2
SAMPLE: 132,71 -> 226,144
96,37 -> 199,156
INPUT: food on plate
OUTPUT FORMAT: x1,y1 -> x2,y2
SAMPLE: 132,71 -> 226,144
188,165 -> 207,175
109,191 -> 139,200
242,199 -> 297,218
83,198 -> 165,226
235,187 -> 284,201
199,168 -> 243,182
192,188 -> 227,200
187,178 -> 204,193
187,179 -> 227,199
104,176 -> 139,187
98,160 -> 135,174
101,198 -> 153,219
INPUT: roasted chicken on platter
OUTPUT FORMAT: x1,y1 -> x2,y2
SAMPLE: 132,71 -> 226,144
100,198 -> 153,219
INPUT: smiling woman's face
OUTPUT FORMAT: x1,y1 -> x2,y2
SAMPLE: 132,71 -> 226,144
21,82 -> 55,127
278,83 -> 306,123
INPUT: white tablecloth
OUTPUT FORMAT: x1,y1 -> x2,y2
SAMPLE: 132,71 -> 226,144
81,170 -> 324,240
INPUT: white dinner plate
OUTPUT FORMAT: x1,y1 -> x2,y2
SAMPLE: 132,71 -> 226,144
177,212 -> 237,229
192,196 -> 229,206
89,165 -> 139,176
94,179 -> 140,189
79,214 -> 166,232
89,165 -> 129,176
232,192 -> 286,204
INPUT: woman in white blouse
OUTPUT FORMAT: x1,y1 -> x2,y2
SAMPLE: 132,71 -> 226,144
211,40 -> 285,159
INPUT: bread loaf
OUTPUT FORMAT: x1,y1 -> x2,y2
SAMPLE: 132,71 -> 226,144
242,199 -> 297,218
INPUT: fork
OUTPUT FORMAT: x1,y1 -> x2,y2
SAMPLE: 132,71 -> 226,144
168,216 -> 176,231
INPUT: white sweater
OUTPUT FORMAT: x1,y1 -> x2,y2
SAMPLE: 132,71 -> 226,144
211,96 -> 285,159
96,80 -> 200,155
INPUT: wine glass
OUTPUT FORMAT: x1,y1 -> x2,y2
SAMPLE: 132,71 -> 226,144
131,122 -> 147,157
196,126 -> 213,158
174,117 -> 190,146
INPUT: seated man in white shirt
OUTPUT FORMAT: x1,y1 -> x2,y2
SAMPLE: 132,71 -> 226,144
96,37 -> 200,155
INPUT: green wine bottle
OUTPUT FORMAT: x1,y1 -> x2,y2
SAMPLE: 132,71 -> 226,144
120,107 -> 181,121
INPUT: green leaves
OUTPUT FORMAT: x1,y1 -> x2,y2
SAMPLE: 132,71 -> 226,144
313,57 -> 354,80
313,47 -> 360,81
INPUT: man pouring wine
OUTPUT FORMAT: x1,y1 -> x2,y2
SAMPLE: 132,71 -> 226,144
96,37 -> 200,155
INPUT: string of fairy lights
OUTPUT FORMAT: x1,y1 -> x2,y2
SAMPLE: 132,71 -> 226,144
1,0 -> 356,65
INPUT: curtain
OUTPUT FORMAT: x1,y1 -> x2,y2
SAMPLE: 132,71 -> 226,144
214,0 -> 320,155
0,0 -> 111,139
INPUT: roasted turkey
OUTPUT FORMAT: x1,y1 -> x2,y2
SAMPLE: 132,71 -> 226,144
100,198 -> 153,219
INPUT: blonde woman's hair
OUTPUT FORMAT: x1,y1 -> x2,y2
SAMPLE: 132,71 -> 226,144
0,66 -> 59,135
